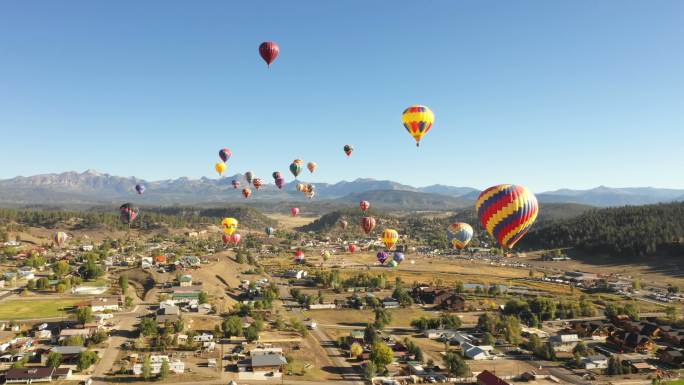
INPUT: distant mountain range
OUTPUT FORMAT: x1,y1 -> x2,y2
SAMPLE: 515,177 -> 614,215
0,170 -> 682,209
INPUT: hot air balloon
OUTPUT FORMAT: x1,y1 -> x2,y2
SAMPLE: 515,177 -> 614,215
215,162 -> 227,176
119,203 -> 139,225
242,188 -> 252,198
135,184 -> 145,195
272,171 -> 282,180
293,159 -> 304,166
232,180 -> 241,189
388,260 -> 398,268
259,41 -> 280,67
343,144 -> 353,156
361,216 -> 376,234
393,251 -> 405,263
289,161 -> 302,177
296,183 -> 305,192
245,171 -> 254,184
222,217 -> 239,236
402,105 -> 434,147
291,207 -> 299,217
53,231 -> 68,247
447,223 -> 474,250
275,177 -> 285,189
376,251 -> 388,264
229,233 -> 241,246
339,220 -> 348,230
222,233 -> 230,245
265,227 -> 275,237
360,200 -> 370,212
382,229 -> 399,250
306,191 -> 316,199
294,250 -> 305,263
219,148 -> 232,162
253,178 -> 264,190
476,184 -> 539,249
348,244 -> 358,253
307,162 -> 317,173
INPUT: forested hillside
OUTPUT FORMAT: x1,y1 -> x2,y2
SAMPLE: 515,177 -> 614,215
519,202 -> 684,257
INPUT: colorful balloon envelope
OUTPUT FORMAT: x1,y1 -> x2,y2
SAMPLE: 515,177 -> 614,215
343,144 -> 353,156
253,178 -> 264,190
393,251 -> 405,263
339,220 -> 348,230
272,171 -> 282,180
265,227 -> 275,236
135,184 -> 145,195
219,148 -> 232,162
306,191 -> 316,199
289,161 -> 302,178
360,200 -> 370,212
291,207 -> 299,217
307,162 -> 317,173
476,184 -> 539,249
222,233 -> 230,245
242,188 -> 252,198
245,171 -> 254,184
388,260 -> 398,268
382,229 -> 399,250
275,177 -> 285,189
361,216 -> 376,234
119,203 -> 139,225
222,217 -> 239,235
296,183 -> 305,192
376,251 -> 388,264
348,244 -> 357,253
294,250 -> 305,262
229,233 -> 241,245
53,231 -> 68,247
232,180 -> 241,189
447,223 -> 474,250
402,104 -> 434,147
259,41 -> 280,67
215,162 -> 227,176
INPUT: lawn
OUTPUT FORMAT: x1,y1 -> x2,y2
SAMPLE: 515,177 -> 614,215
665,380 -> 684,385
0,298 -> 82,320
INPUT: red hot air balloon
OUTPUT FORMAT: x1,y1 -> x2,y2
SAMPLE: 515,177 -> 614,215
291,207 -> 299,217
275,177 -> 285,189
361,216 -> 376,234
222,234 -> 230,245
253,178 -> 264,190
294,250 -> 305,263
259,41 -> 280,67
360,200 -> 370,212
229,233 -> 241,246
242,188 -> 252,198
348,244 -> 358,253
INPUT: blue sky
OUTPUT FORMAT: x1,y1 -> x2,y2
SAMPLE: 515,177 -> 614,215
0,1 -> 682,192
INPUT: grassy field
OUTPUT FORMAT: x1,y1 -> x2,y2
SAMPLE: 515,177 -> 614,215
0,298 -> 82,320
264,213 -> 319,229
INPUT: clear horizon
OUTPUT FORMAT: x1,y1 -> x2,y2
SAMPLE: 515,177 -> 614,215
1,1 -> 682,192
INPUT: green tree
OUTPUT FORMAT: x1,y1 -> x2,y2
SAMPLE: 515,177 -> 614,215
76,307 -> 93,324
222,316 -> 243,338
159,358 -> 170,379
573,341 -> 589,356
198,291 -> 208,304
46,352 -> 62,368
119,275 -> 129,293
373,307 -> 392,329
142,354 -> 152,379
481,332 -> 495,346
53,260 -> 70,277
443,351 -> 468,377
139,317 -> 158,336
244,325 -> 259,342
77,350 -> 98,371
370,342 -> 394,369
363,361 -> 377,380
350,342 -> 363,359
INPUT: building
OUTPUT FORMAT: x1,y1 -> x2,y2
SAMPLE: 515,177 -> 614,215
237,353 -> 288,378
658,348 -> 684,368
581,354 -> 609,369
44,346 -> 86,364
132,355 -> 185,375
308,303 -> 336,310
154,255 -> 167,265
59,328 -> 94,342
193,333 -> 214,342
283,269 -> 308,279
5,367 -> 56,383
462,342 -> 493,360
477,370 -> 511,385
521,326 -> 549,339
434,291 -> 466,311
549,334 -> 579,352
381,297 -> 400,309
178,274 -> 193,287
90,295 -> 123,312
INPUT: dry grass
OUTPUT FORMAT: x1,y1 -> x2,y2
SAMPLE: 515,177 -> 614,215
264,213 -> 319,229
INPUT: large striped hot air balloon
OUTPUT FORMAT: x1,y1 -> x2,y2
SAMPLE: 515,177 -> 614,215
359,200 -> 370,212
361,216 -> 376,234
289,160 -> 302,177
253,178 -> 264,190
402,105 -> 434,147
476,184 -> 539,249
222,217 -> 239,236
259,41 -> 280,67
383,229 -> 399,250
447,223 -> 474,250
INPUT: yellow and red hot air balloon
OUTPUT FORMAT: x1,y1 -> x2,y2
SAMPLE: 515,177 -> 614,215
53,232 -> 68,247
307,162 -> 317,173
402,105 -> 434,147
222,217 -> 239,236
215,162 -> 227,176
382,229 -> 399,250
242,188 -> 252,198
476,184 -> 539,249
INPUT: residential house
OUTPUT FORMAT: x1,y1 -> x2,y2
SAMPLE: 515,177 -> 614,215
521,326 -> 549,339
381,297 -> 400,309
91,295 -> 123,312
283,269 -> 307,280
44,346 -> 86,364
658,348 -> 684,368
193,333 -> 214,342
549,334 -> 579,352
434,291 -> 466,311
462,342 -> 494,360
58,328 -> 94,342
308,303 -> 336,310
581,354 -> 609,370
237,353 -> 287,378
132,355 -> 184,375
5,367 -> 56,384
477,370 -> 511,385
